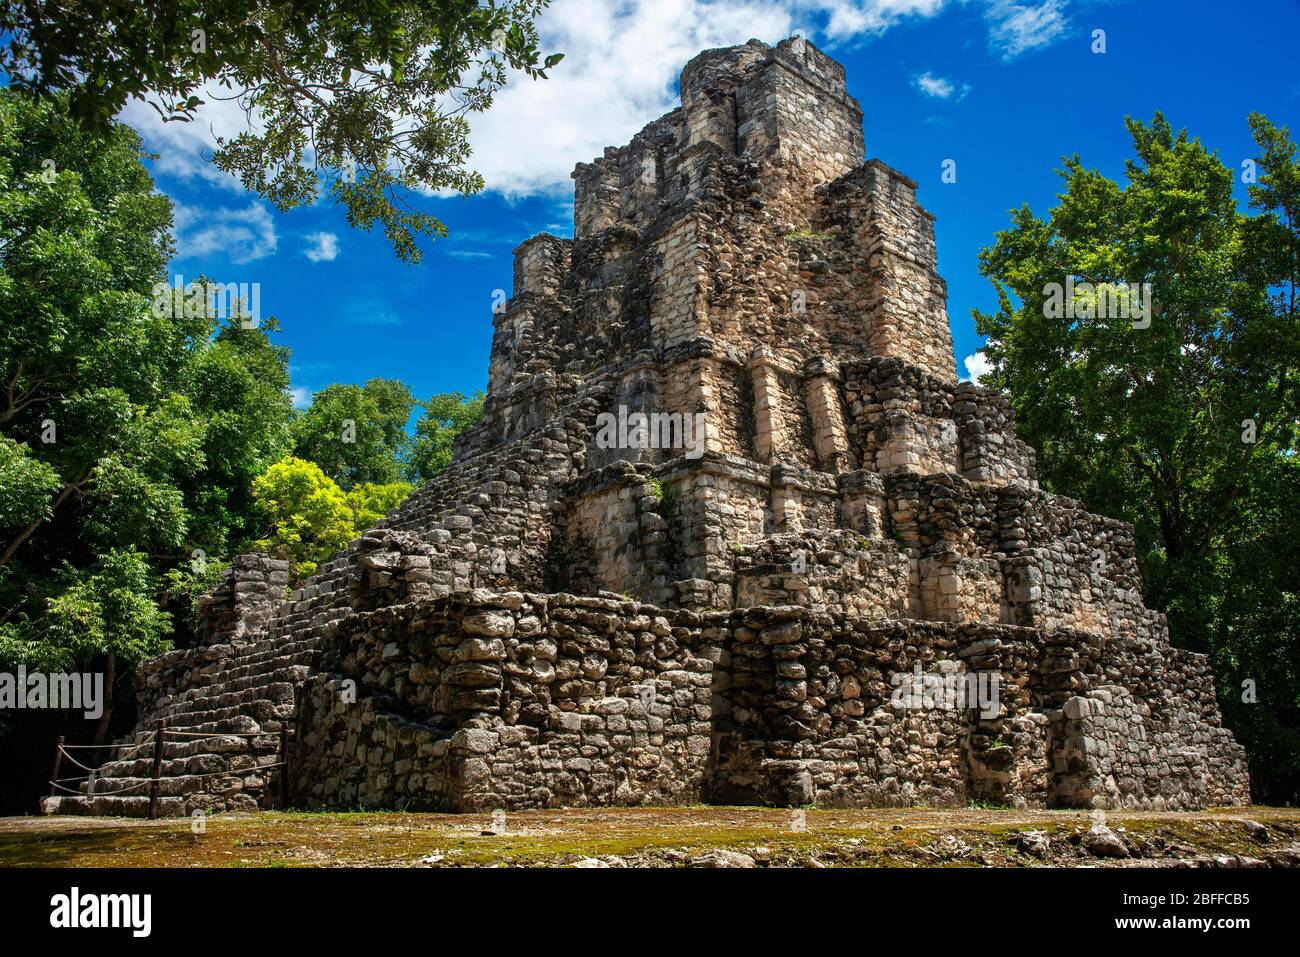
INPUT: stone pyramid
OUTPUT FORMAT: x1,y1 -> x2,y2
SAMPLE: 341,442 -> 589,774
45,37 -> 1249,817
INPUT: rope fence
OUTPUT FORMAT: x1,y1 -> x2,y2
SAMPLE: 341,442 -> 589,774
46,724 -> 292,818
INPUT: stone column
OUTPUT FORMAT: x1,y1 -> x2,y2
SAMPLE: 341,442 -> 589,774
748,347 -> 786,463
771,464 -> 803,534
803,355 -> 851,473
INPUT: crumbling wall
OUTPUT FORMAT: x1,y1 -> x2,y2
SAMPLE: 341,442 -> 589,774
293,593 -> 714,810
292,592 -> 1248,812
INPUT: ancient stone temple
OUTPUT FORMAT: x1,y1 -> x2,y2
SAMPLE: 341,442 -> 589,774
44,37 -> 1249,818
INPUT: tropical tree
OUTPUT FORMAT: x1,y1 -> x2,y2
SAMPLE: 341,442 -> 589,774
0,90 -> 296,753
407,390 -> 484,483
974,112 -> 1300,802
251,456 -> 411,580
0,0 -> 562,262
291,378 -> 414,488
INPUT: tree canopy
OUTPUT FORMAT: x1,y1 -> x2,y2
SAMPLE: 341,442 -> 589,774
0,0 -> 561,262
974,112 -> 1300,803
406,390 -> 484,483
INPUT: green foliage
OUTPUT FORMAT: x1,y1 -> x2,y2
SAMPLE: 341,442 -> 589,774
406,391 -> 484,483
291,378 -> 415,488
974,112 -> 1300,803
252,457 -> 412,582
0,436 -> 60,534
0,91 -> 294,722
251,457 -> 355,581
346,481 -> 414,530
0,0 -> 561,262
180,321 -> 294,555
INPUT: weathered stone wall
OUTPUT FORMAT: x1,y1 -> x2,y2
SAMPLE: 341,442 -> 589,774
290,592 -> 1248,812
293,592 -> 714,810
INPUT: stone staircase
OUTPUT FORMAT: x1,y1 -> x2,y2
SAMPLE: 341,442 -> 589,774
42,632 -> 321,817
39,417 -> 580,818
41,556 -> 321,817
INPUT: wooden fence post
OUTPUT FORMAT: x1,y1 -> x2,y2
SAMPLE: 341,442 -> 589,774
47,735 -> 64,799
148,719 -> 165,820
278,726 -> 290,807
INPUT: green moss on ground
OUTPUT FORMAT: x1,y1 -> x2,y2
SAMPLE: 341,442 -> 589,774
0,806 -> 1295,868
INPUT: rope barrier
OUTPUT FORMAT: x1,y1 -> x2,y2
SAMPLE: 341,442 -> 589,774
57,749 -> 100,773
58,736 -> 154,750
47,779 -> 149,797
178,761 -> 285,782
48,725 -> 290,812
49,762 -> 285,793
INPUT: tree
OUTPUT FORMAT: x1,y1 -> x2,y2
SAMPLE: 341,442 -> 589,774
974,112 -> 1300,802
291,378 -> 414,488
407,390 -> 484,483
251,457 -> 354,580
0,90 -> 296,754
0,89 -> 194,670
178,319 -> 294,557
251,457 -> 411,580
0,0 -> 562,262
346,481 -> 413,529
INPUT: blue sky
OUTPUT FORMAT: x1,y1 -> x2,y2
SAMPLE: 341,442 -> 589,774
127,0 -> 1300,407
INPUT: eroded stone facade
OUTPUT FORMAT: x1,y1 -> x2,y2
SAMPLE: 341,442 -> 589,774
45,38 -> 1249,818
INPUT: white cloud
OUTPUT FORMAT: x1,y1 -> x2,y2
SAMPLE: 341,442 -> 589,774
913,71 -> 971,101
983,0 -> 1069,60
117,0 -> 1069,204
464,0 -> 796,198
465,0 -> 1046,197
172,201 -> 278,264
289,386 -> 314,410
120,92 -> 261,190
963,351 -> 993,384
813,0 -> 948,40
303,231 -> 339,262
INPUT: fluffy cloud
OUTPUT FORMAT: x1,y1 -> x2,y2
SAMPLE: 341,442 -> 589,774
913,71 -> 972,101
120,93 -> 259,190
303,231 -> 340,262
962,351 -> 993,384
462,0 -> 795,198
983,0 -> 1069,60
119,0 -> 1072,201
172,201 -> 278,264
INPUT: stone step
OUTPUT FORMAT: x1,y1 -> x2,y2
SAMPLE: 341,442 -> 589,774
152,678 -> 299,717
40,795 -> 187,818
85,738 -> 278,779
70,757 -> 283,798
138,699 -> 295,731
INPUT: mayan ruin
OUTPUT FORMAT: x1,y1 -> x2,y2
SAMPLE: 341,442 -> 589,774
40,36 -> 1251,819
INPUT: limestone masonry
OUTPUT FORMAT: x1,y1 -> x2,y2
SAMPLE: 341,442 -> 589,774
44,38 -> 1250,817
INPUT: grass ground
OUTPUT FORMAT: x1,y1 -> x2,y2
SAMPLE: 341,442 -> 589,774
1,806 -> 1298,868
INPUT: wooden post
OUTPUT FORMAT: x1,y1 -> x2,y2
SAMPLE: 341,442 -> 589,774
148,719 -> 165,820
278,726 -> 290,807
47,735 -> 64,798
